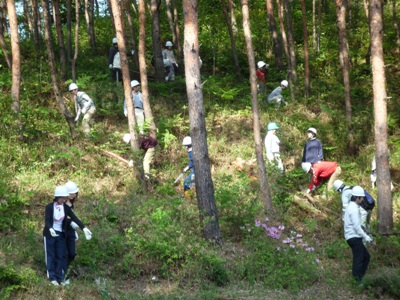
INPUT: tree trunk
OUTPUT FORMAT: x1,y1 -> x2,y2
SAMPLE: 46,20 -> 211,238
66,0 -> 72,64
107,0 -> 115,31
312,0 -> 316,51
229,0 -> 238,34
266,0 -> 284,69
221,0 -> 242,80
41,0 -> 76,137
150,0 -> 165,82
0,0 -> 12,69
393,0 -> 400,50
283,0 -> 297,83
52,0 -> 67,80
85,0 -> 97,53
172,0 -> 182,66
23,0 -> 33,40
241,0 -> 273,211
7,0 -> 22,136
165,0 -> 177,44
124,0 -> 139,70
183,0 -> 223,245
370,0 -> 393,233
301,0 -> 310,97
71,0 -> 80,82
317,0 -> 321,52
336,0 -> 355,155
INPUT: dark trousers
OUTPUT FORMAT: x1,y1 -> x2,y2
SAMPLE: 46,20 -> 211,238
66,230 -> 77,266
347,237 -> 370,282
111,68 -> 122,83
44,232 -> 67,283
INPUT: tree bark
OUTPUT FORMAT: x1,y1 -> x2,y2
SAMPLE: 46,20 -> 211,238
301,0 -> 310,97
221,0 -> 242,80
150,0 -> 165,82
266,0 -> 284,69
172,0 -> 182,66
0,0 -> 11,68
393,0 -> 400,50
52,0 -> 67,80
165,0 -> 177,44
125,0 -> 139,70
183,0 -> 223,245
84,0 -> 97,53
370,0 -> 393,233
66,0 -> 72,64
283,0 -> 297,83
41,0 -> 76,137
71,0 -> 80,82
241,0 -> 273,211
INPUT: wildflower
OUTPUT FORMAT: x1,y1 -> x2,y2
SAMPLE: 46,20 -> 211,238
255,220 -> 261,227
290,244 -> 295,248
302,243 -> 309,247
296,251 -> 299,255
315,258 -> 320,263
265,217 -> 269,222
278,225 -> 285,230
282,238 -> 291,244
276,246 -> 280,251
305,247 -> 314,252
152,276 -> 157,281
296,239 -> 303,244
296,234 -> 303,238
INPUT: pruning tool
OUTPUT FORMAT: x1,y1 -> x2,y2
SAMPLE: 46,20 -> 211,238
174,172 -> 185,185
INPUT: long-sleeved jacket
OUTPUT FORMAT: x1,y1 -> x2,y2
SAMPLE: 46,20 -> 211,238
265,131 -> 280,162
344,201 -> 370,241
267,86 -> 283,101
256,69 -> 268,83
124,91 -> 143,115
138,135 -> 158,151
186,149 -> 194,170
108,46 -> 120,68
302,138 -> 323,163
75,91 -> 95,119
162,49 -> 177,64
308,161 -> 339,190
43,202 -> 85,238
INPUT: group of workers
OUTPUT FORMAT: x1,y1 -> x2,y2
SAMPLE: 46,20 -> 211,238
43,181 -> 93,286
256,61 -> 288,106
265,123 -> 377,284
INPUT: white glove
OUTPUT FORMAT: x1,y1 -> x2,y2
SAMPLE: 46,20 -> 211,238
364,235 -> 373,243
128,160 -> 134,167
83,228 -> 92,240
265,64 -> 269,68
124,110 -> 127,117
49,228 -> 59,237
183,167 -> 189,173
131,50 -> 135,55
75,231 -> 79,241
109,64 -> 113,69
306,189 -> 311,194
176,63 -> 179,67
74,116 -> 79,123
70,221 -> 79,230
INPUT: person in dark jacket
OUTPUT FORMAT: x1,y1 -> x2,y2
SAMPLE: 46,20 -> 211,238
43,185 -> 92,286
108,37 -> 122,82
302,127 -> 324,164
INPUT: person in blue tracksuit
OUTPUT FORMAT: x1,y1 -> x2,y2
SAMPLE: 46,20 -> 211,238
302,127 -> 324,164
182,136 -> 195,192
43,185 -> 92,286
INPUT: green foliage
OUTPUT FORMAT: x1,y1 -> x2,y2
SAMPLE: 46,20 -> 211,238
0,266 -> 37,299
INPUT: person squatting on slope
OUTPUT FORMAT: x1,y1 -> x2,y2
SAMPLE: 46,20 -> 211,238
333,180 -> 376,230
265,122 -> 283,171
302,161 -> 341,193
124,80 -> 145,134
43,186 -> 92,286
302,127 -> 324,164
162,41 -> 178,80
182,136 -> 195,194
69,83 -> 96,137
256,61 -> 269,101
343,186 -> 373,283
123,133 -> 158,179
267,80 -> 288,106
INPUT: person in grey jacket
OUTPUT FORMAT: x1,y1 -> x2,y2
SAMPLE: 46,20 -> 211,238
69,83 -> 96,137
343,186 -> 372,283
267,80 -> 288,106
124,80 -> 145,134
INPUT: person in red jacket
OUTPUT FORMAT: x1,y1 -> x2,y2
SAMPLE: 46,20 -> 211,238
302,161 -> 342,193
256,61 -> 269,101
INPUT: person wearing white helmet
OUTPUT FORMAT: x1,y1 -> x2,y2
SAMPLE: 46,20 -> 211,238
68,83 -> 96,137
333,180 -> 375,228
124,80 -> 145,134
256,61 -> 269,101
108,37 -> 135,83
163,59 -> 175,82
162,41 -> 178,79
265,122 -> 283,171
182,136 -> 195,193
123,133 -> 158,178
302,160 -> 341,193
302,127 -> 324,164
267,80 -> 288,106
43,185 -> 92,286
343,185 -> 373,283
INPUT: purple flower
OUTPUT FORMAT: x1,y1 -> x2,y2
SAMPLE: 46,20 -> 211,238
255,220 -> 261,227
290,244 -> 295,248
278,225 -> 285,231
305,247 -> 314,252
282,238 -> 291,244
302,243 -> 309,247
265,217 -> 269,222
296,239 -> 303,243
296,234 -> 303,238
315,258 -> 320,263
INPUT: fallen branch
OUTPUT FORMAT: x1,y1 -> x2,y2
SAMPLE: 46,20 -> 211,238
292,195 -> 328,218
303,193 -> 341,218
83,142 -> 130,165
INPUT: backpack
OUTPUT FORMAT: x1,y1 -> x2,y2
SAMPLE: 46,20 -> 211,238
361,191 -> 375,211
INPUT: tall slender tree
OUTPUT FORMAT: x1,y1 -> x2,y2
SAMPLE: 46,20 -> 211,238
370,0 -> 393,233
71,0 -> 80,82
0,0 -> 11,68
336,0 -> 355,155
266,0 -> 284,69
124,0 -> 139,69
284,0 -> 297,83
52,0 -> 67,80
150,0 -> 165,82
84,0 -> 97,52
241,0 -> 273,211
183,0 -> 223,245
393,0 -> 400,50
301,0 -> 310,96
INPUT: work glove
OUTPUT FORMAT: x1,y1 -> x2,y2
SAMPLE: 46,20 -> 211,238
49,228 -> 59,237
75,231 -> 79,241
124,110 -> 127,117
183,166 -> 189,173
128,160 -> 134,167
70,221 -> 79,230
109,64 -> 113,69
306,189 -> 311,194
83,228 -> 92,240
131,49 -> 135,55
74,116 -> 79,123
364,235 -> 373,243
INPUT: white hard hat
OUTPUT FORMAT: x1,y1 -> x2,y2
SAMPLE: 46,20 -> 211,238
131,80 -> 140,88
166,41 -> 173,47
123,133 -> 131,144
65,181 -> 79,194
307,127 -> 317,135
333,180 -> 344,191
54,185 -> 69,197
257,61 -> 266,69
351,186 -> 365,197
301,162 -> 312,173
112,37 -> 118,44
281,80 -> 289,87
182,136 -> 192,146
68,83 -> 78,91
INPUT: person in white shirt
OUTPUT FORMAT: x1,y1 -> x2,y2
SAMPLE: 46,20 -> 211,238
162,41 -> 178,79
69,83 -> 96,137
264,122 -> 283,171
343,186 -> 372,283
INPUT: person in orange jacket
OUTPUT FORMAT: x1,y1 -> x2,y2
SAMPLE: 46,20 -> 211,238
302,161 -> 342,193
